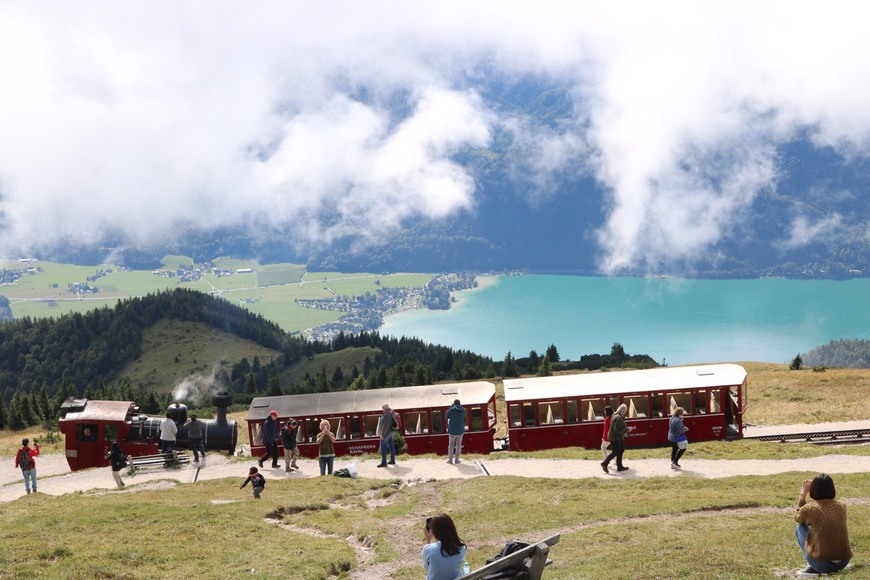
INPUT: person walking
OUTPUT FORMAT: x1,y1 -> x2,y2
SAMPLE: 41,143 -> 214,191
446,399 -> 466,464
668,407 -> 689,469
184,413 -> 206,463
158,412 -> 178,461
601,403 -> 633,473
258,410 -> 280,469
601,405 -> 614,460
794,473 -> 852,576
376,403 -> 397,467
422,513 -> 467,580
15,438 -> 40,494
281,419 -> 300,472
317,419 -> 336,476
106,441 -> 127,489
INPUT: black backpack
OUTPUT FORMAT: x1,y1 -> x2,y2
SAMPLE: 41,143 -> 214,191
482,540 -> 531,580
18,449 -> 32,471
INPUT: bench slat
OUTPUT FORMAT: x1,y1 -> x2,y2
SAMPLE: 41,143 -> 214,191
458,534 -> 559,580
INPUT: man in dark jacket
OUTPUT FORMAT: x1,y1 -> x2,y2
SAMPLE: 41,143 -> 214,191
601,403 -> 634,473
446,399 -> 466,464
258,410 -> 280,468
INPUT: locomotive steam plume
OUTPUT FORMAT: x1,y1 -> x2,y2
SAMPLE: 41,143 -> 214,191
171,362 -> 228,405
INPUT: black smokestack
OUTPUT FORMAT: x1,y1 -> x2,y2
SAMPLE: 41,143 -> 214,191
212,391 -> 233,425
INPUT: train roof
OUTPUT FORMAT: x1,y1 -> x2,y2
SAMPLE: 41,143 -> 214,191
58,399 -> 137,422
503,364 -> 747,402
246,381 -> 496,421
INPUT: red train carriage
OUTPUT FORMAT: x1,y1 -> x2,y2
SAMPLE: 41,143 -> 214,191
503,364 -> 747,452
246,381 -> 497,459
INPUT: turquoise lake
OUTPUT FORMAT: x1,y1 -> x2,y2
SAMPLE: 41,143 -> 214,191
380,275 -> 870,366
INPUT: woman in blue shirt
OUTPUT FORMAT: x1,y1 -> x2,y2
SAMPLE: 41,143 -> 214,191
423,514 -> 467,580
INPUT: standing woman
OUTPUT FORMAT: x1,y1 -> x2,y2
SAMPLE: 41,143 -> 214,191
107,442 -> 127,489
794,473 -> 852,576
316,419 -> 336,476
668,407 -> 689,470
600,406 -> 614,460
423,513 -> 467,580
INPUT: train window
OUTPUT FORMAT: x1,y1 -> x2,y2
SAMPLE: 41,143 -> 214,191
708,389 -> 721,413
581,398 -> 606,421
306,418 -> 319,443
404,411 -> 429,434
431,410 -> 444,434
104,424 -> 118,442
651,393 -> 666,418
509,404 -> 522,427
328,417 -> 346,439
251,423 -> 263,446
363,414 -> 380,438
566,400 -> 579,424
694,391 -> 708,414
667,392 -> 693,415
522,402 -> 535,426
539,401 -> 564,425
625,396 -> 649,418
471,407 -> 484,431
79,424 -> 98,441
349,415 -> 361,439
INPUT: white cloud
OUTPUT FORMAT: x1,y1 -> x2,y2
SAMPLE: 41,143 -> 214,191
776,214 -> 843,252
1,1 -> 870,269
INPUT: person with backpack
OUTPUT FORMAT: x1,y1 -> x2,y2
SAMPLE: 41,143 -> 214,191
376,403 -> 397,468
106,441 -> 127,489
15,438 -> 40,494
445,399 -> 466,465
281,419 -> 300,472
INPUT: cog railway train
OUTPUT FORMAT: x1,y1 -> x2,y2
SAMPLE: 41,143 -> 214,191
57,364 -> 746,469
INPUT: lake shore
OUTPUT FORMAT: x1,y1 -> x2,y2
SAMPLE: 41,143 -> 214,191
450,273 -> 499,307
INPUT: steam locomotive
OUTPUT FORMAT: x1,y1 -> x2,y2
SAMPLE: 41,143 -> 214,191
58,391 -> 238,471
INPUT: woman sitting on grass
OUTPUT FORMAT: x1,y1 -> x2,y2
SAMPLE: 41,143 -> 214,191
423,513 -> 467,580
795,473 -> 852,577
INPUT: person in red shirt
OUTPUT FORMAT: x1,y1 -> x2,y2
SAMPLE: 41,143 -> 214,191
14,438 -> 40,494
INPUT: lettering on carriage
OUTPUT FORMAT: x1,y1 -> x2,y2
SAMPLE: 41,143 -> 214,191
348,444 -> 378,454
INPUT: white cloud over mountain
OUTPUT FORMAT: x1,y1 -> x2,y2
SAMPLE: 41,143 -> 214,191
1,1 -> 869,271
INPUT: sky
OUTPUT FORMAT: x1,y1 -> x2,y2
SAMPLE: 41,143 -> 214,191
2,1 -> 870,272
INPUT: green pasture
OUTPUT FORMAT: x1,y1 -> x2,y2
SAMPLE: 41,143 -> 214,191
1,469 -> 866,578
0,259 -> 434,335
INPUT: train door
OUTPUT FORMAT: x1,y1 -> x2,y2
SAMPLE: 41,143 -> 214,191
724,380 -> 745,438
76,422 -> 104,469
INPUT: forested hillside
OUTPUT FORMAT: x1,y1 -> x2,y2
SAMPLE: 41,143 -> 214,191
0,288 -> 662,431
802,339 -> 870,368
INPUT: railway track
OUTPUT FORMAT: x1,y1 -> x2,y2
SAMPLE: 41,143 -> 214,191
744,427 -> 870,446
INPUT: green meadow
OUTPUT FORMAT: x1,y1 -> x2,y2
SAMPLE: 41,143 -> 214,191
0,258 -> 433,335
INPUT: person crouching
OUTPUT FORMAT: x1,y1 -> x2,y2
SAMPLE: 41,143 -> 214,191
241,466 -> 266,499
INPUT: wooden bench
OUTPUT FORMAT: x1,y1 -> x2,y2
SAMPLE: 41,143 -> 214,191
458,534 -> 560,580
129,452 -> 190,472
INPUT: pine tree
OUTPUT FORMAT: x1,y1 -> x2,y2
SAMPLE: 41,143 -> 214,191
267,369 -> 282,396
537,356 -> 552,377
502,351 -> 518,378
546,344 -> 560,363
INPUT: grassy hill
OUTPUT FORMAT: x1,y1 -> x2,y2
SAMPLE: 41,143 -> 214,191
120,318 -> 283,393
1,362 -> 869,578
